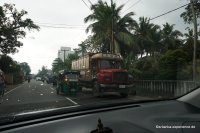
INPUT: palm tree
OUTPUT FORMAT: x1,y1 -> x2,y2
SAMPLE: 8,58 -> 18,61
78,42 -> 87,56
161,23 -> 183,53
183,28 -> 200,60
134,17 -> 161,57
84,0 -> 137,56
52,58 -> 64,73
148,24 -> 162,57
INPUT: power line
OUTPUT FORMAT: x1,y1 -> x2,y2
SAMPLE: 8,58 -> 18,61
122,0 -> 142,14
150,3 -> 188,20
81,0 -> 90,9
87,0 -> 93,5
124,0 -> 132,5
35,22 -> 86,27
38,25 -> 86,30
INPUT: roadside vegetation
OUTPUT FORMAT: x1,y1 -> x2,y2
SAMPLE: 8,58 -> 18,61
0,4 -> 39,84
0,1 -> 199,82
52,0 -> 200,81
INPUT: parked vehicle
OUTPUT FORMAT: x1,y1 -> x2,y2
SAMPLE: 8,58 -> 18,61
71,53 -> 134,97
46,76 -> 53,84
47,75 -> 57,85
56,70 -> 81,95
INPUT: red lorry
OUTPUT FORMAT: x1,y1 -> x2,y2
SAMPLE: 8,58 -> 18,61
71,53 -> 134,97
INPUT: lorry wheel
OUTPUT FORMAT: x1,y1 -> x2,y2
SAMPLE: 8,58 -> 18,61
120,93 -> 128,98
93,81 -> 102,97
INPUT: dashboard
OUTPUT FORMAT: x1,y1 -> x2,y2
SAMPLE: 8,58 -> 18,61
0,99 -> 200,133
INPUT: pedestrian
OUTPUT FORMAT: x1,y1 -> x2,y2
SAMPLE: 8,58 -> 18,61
0,70 -> 5,103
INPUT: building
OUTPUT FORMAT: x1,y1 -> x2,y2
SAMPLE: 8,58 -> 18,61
58,47 -> 74,62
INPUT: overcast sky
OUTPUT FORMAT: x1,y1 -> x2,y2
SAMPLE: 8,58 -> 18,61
0,0 -> 190,74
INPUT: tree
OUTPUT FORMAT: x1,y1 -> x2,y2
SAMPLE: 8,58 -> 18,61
0,3 -> 39,54
84,0 -> 137,55
180,1 -> 200,25
134,17 -> 161,57
52,58 -> 64,73
52,53 -> 79,73
157,49 -> 189,80
0,55 -> 20,73
63,53 -> 79,70
20,62 -> 31,75
183,28 -> 200,60
160,23 -> 183,53
37,66 -> 48,77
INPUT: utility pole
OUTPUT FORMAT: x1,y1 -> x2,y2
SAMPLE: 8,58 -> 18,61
111,0 -> 114,54
190,0 -> 198,81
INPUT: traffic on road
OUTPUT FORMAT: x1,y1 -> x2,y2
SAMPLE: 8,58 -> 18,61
0,79 -> 151,115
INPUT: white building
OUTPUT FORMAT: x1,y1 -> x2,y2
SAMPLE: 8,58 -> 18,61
58,47 -> 74,62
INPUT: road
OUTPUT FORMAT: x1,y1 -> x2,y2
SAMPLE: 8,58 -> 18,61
0,80 -> 152,115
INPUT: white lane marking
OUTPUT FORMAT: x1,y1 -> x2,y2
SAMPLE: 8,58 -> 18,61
41,84 -> 44,86
65,97 -> 78,105
4,85 -> 23,95
40,93 -> 43,96
51,91 -> 54,94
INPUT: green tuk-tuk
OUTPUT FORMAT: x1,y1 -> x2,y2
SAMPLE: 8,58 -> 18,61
56,70 -> 81,95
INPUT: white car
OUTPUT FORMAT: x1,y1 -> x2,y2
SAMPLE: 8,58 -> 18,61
36,77 -> 41,81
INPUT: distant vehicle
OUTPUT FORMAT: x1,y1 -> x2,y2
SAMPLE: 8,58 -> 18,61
71,53 -> 134,97
46,76 -> 52,84
36,77 -> 42,81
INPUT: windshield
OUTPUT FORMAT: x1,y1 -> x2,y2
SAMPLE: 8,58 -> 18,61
100,60 -> 122,69
0,0 -> 200,124
66,73 -> 79,79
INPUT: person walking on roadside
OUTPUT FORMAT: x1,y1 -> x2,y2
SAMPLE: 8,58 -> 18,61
0,70 -> 5,103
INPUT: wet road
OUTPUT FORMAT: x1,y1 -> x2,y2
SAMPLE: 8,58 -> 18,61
0,80 -> 77,115
0,80 -> 152,115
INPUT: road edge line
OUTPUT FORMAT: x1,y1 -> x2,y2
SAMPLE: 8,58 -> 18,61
4,84 -> 24,95
65,97 -> 78,105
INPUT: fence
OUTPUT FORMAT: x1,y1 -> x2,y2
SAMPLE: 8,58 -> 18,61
133,80 -> 200,98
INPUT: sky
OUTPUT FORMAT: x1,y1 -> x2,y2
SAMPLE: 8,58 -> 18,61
0,0 -> 190,74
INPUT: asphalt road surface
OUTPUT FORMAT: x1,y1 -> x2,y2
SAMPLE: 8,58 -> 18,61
0,80 -> 152,115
